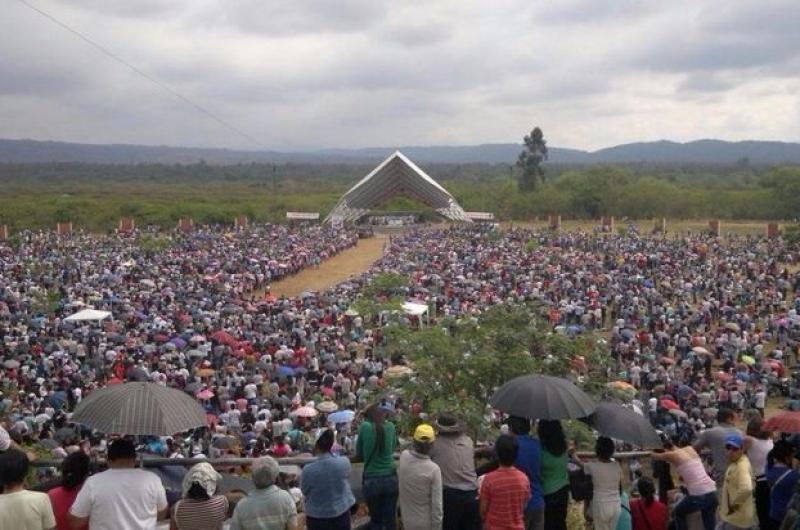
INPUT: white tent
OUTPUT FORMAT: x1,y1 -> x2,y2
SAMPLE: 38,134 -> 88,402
325,151 -> 472,224
64,309 -> 113,322
401,301 -> 429,316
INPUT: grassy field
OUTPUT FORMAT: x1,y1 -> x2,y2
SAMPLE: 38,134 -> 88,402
505,218 -> 783,236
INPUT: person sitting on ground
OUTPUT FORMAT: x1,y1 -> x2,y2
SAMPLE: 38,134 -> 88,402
47,451 -> 90,530
0,448 -> 57,530
68,438 -> 168,530
629,477 -> 667,530
229,455 -> 298,530
170,462 -> 229,530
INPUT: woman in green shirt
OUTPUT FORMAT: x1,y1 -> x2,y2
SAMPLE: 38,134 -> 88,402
356,404 -> 398,529
539,420 -> 570,530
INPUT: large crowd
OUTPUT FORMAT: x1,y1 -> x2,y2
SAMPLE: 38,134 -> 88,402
2,223 -> 800,530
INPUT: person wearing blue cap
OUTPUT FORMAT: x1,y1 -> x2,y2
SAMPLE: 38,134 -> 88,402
719,432 -> 755,530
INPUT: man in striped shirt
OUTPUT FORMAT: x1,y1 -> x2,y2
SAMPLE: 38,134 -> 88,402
480,434 -> 531,530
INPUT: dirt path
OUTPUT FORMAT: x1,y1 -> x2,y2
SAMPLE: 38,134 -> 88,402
268,235 -> 388,297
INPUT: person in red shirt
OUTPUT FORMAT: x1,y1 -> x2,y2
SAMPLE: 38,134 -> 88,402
480,434 -> 531,530
48,452 -> 91,530
630,477 -> 668,530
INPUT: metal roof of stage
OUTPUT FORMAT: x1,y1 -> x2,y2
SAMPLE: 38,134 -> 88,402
325,151 -> 471,224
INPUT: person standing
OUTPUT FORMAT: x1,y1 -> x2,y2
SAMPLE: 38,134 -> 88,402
429,413 -> 480,530
68,438 -> 168,530
47,452 -> 90,530
537,420 -> 570,530
229,456 -> 298,530
507,416 -> 545,530
0,448 -> 57,530
719,433 -> 755,530
744,418 -> 773,530
397,424 -> 443,530
584,437 -> 623,530
693,408 -> 743,486
766,440 -> 799,530
356,404 -> 398,530
301,429 -> 355,530
479,434 -> 530,530
170,462 -> 229,530
629,477 -> 668,530
651,439 -> 717,530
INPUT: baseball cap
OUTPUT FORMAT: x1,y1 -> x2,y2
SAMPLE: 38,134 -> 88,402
414,424 -> 435,443
724,432 -> 743,449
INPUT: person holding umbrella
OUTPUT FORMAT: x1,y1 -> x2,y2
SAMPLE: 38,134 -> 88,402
582,437 -> 622,530
68,438 -> 169,530
537,420 -> 570,530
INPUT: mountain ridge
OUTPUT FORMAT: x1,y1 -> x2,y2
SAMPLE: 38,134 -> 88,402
1,138 -> 800,165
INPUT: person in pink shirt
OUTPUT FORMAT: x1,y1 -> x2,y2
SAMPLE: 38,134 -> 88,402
480,434 -> 531,530
48,452 -> 91,530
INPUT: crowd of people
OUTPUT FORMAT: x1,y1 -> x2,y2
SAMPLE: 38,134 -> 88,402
2,223 -> 800,529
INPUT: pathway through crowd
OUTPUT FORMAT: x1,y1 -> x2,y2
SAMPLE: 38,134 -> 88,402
268,233 -> 388,297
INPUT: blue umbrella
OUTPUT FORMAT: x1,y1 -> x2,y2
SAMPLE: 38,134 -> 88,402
328,410 -> 355,424
170,337 -> 187,350
277,365 -> 295,377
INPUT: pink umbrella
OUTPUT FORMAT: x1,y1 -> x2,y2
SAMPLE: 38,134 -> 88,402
196,389 -> 214,400
290,406 -> 318,418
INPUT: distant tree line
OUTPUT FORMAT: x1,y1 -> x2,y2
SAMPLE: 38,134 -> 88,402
0,160 -> 798,231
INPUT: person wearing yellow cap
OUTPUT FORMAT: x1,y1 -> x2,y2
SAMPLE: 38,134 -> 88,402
397,423 -> 444,529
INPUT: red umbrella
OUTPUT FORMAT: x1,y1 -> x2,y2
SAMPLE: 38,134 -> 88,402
764,411 -> 800,433
659,399 -> 680,411
659,357 -> 676,365
210,330 -> 238,347
154,334 -> 169,343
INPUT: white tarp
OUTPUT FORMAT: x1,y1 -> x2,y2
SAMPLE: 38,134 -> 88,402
64,309 -> 112,322
286,212 -> 320,220
402,301 -> 428,316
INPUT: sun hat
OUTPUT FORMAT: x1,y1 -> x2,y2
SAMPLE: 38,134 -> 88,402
434,412 -> 463,433
414,424 -> 436,443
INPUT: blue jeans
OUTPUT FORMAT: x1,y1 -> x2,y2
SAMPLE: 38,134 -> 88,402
674,491 -> 718,530
363,474 -> 398,530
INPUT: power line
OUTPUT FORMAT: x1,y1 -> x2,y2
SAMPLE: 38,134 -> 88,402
16,0 -> 265,149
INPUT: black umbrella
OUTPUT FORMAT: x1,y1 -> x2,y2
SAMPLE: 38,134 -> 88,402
588,401 -> 662,448
489,375 -> 595,420
71,382 -> 206,436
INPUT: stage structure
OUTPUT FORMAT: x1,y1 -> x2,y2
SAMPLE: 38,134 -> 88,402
325,151 -> 471,224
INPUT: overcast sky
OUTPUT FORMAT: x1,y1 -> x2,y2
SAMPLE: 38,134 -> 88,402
2,0 -> 799,151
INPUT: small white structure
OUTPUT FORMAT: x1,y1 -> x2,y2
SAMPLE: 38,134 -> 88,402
286,212 -> 320,221
64,309 -> 113,322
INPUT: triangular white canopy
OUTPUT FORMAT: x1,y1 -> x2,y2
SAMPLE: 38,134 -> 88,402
64,309 -> 112,322
325,151 -> 471,224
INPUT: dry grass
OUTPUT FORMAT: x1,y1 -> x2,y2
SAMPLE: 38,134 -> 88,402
269,235 -> 388,297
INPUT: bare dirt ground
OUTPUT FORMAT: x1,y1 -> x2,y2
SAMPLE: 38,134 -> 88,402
268,234 -> 388,298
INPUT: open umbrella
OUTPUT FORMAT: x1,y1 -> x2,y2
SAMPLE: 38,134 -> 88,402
692,346 -> 711,355
290,406 -> 318,418
764,411 -> 800,433
71,382 -> 206,436
607,381 -> 635,391
715,371 -> 733,383
385,365 -> 413,378
741,355 -> 756,366
277,365 -> 296,377
588,401 -> 661,448
3,359 -> 20,369
196,389 -> 214,400
196,368 -> 215,378
187,349 -> 207,359
725,322 -> 741,332
659,399 -> 680,411
328,410 -> 355,424
489,375 -> 596,420
317,401 -> 338,413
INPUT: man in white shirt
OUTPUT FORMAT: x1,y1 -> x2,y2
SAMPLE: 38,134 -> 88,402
69,438 -> 168,530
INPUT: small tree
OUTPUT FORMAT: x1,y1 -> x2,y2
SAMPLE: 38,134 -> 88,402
517,127 -> 549,192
